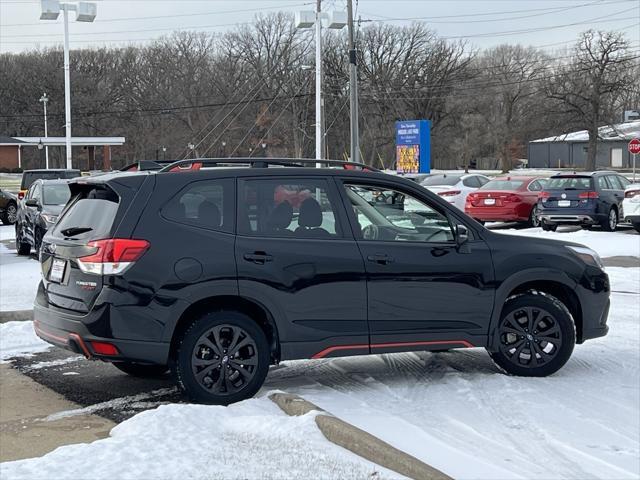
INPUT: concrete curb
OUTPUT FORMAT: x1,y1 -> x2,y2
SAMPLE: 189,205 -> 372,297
270,393 -> 452,480
0,309 -> 33,323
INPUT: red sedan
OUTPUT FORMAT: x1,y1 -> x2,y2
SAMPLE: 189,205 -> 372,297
465,176 -> 548,227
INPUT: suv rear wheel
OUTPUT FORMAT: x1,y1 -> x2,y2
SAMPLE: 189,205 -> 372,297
174,311 -> 270,405
488,293 -> 575,377
601,207 -> 617,232
15,225 -> 30,256
113,362 -> 168,377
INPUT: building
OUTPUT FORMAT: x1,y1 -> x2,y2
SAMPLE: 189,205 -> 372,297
0,136 -> 26,170
0,136 -> 125,170
528,121 -> 640,169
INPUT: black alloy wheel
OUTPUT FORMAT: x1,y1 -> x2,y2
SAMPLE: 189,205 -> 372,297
175,311 -> 269,404
2,202 -> 17,224
488,293 -> 575,377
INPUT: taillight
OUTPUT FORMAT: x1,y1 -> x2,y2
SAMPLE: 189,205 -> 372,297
18,191 -> 25,200
539,191 -> 550,202
505,194 -> 521,203
77,238 -> 150,275
578,191 -> 599,199
625,190 -> 640,198
438,190 -> 461,197
466,193 -> 477,204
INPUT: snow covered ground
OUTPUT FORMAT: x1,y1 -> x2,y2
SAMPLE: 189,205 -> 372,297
494,227 -> 640,258
0,320 -> 51,362
0,398 -> 397,480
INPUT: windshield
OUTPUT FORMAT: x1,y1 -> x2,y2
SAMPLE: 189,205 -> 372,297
43,184 -> 71,205
546,177 -> 593,190
420,175 -> 461,187
481,180 -> 525,191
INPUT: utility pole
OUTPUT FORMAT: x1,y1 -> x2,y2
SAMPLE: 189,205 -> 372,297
315,0 -> 323,164
39,93 -> 50,169
346,0 -> 359,164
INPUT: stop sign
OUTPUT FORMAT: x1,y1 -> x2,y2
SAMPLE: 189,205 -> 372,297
630,138 -> 640,155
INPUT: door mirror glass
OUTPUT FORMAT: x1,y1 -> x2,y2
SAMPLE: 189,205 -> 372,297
25,198 -> 39,208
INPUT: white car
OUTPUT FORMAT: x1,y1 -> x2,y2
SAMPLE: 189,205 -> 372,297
420,173 -> 490,210
623,183 -> 640,233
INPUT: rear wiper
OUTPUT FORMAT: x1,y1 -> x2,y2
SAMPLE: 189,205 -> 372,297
61,226 -> 93,237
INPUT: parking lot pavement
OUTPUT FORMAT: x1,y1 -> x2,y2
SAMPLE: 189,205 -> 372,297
0,363 -> 115,462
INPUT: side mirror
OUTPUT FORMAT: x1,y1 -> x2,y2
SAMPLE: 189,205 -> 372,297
456,224 -> 470,253
25,198 -> 40,208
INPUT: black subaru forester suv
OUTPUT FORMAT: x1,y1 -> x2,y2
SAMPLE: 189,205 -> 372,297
34,159 -> 610,404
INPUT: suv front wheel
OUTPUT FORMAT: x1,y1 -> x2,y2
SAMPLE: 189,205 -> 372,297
174,311 -> 270,404
488,293 -> 575,377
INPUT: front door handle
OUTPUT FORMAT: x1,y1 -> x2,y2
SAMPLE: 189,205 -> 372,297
243,252 -> 273,264
367,253 -> 394,265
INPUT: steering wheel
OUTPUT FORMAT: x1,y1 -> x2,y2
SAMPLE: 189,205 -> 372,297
362,224 -> 379,240
423,230 -> 447,242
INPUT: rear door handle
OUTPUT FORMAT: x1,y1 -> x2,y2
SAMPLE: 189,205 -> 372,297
243,252 -> 273,264
367,253 -> 394,265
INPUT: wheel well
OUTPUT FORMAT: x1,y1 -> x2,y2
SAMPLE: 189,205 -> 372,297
168,296 -> 280,364
507,281 -> 583,342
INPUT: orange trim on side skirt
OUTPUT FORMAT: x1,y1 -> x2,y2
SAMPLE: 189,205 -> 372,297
311,340 -> 474,359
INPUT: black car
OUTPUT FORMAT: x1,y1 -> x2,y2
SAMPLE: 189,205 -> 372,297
0,188 -> 18,224
18,169 -> 80,200
538,171 -> 630,231
34,159 -> 610,405
16,179 -> 71,255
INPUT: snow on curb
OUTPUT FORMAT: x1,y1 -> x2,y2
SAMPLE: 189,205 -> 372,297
1,398 -> 395,480
0,321 -> 51,362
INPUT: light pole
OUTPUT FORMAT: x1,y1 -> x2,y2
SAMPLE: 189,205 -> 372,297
296,3 -> 346,164
39,93 -> 50,169
221,141 -> 226,157
40,0 -> 97,170
188,142 -> 195,158
346,0 -> 359,163
162,146 -> 167,161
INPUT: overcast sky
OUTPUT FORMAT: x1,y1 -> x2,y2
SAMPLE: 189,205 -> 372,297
0,0 -> 638,54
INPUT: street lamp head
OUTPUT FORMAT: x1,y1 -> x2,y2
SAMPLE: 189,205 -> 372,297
295,11 -> 315,28
221,141 -> 226,147
76,2 -> 97,22
39,93 -> 49,103
40,0 -> 60,20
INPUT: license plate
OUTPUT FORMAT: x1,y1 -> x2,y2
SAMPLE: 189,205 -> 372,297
49,258 -> 66,283
484,198 -> 496,205
558,200 -> 571,207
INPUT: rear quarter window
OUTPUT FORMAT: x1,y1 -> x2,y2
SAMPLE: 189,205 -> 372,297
161,178 -> 234,233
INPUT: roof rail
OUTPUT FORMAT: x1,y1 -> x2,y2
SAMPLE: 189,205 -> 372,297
157,157 -> 378,173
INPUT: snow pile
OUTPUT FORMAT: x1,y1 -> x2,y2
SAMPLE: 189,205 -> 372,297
0,232 -> 41,311
495,228 -> 640,258
0,321 -> 50,362
1,398 -> 394,480
268,271 -> 640,480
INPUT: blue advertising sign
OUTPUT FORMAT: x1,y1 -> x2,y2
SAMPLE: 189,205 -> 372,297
395,120 -> 431,174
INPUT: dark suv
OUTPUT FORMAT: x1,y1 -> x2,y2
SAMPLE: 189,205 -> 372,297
538,171 -> 630,231
34,159 -> 610,404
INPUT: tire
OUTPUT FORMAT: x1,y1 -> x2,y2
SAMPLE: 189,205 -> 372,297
34,228 -> 44,254
527,204 -> 540,228
1,202 -> 17,225
541,220 -> 557,232
174,310 -> 270,405
113,362 -> 169,377
15,225 -> 30,256
633,222 -> 640,233
601,207 -> 617,232
487,293 -> 575,377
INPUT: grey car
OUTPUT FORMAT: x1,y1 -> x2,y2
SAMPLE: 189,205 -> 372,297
15,179 -> 71,255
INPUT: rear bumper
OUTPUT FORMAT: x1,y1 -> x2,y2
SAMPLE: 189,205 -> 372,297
465,206 -> 529,222
33,299 -> 170,365
577,267 -> 610,343
539,213 -> 602,225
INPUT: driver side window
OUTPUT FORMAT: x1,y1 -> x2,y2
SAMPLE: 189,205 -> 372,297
344,183 -> 455,243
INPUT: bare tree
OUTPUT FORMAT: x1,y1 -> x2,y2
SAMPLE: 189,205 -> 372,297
546,30 -> 633,171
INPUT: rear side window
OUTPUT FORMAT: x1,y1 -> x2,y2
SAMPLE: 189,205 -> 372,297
463,176 -> 481,188
162,179 -> 233,233
52,187 -> 119,241
238,178 -> 341,238
606,175 -> 624,190
546,177 -> 593,190
597,176 -> 611,190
